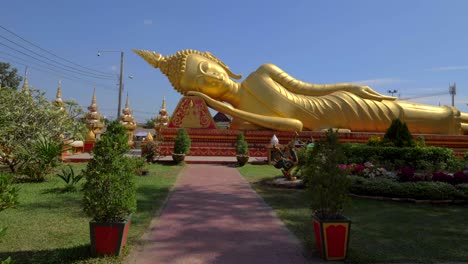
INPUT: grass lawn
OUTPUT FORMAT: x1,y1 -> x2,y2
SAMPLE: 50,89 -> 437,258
0,162 -> 182,264
238,164 -> 468,263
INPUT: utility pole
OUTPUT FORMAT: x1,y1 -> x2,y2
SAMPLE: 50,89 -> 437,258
449,83 -> 456,107
118,51 -> 124,119
97,50 -> 125,119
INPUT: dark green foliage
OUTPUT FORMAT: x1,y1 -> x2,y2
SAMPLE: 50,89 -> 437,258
349,176 -> 468,200
342,143 -> 454,171
56,165 -> 83,192
0,173 -> 18,212
383,118 -> 415,147
292,146 -> 310,177
143,118 -> 156,129
83,121 -> 136,222
0,172 -> 18,240
129,156 -> 147,175
173,128 -> 191,154
143,141 -> 159,162
0,88 -> 85,174
235,132 -> 249,155
18,135 -> 63,182
0,62 -> 22,89
303,129 -> 350,219
464,152 -> 468,161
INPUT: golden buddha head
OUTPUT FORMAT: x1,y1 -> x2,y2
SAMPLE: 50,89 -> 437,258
133,49 -> 241,97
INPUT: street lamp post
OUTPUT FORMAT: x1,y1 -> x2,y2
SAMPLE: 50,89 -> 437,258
388,89 -> 398,97
98,50 -> 124,119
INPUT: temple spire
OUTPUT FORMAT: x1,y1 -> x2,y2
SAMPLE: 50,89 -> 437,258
52,80 -> 65,110
56,80 -> 62,98
125,92 -> 130,109
85,87 -> 103,137
120,92 -> 136,147
21,66 -> 29,92
161,96 -> 166,110
91,87 -> 97,105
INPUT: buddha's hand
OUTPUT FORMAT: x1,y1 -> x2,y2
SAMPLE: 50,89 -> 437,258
347,86 -> 397,101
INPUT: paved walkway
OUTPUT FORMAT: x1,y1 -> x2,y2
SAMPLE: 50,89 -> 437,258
127,164 -> 312,264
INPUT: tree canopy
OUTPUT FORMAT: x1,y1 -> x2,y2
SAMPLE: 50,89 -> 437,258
0,62 -> 23,89
0,88 -> 86,173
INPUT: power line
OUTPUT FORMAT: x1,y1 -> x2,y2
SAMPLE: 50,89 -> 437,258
0,53 -> 118,91
400,91 -> 448,100
0,25 -> 116,77
0,50 -> 116,89
0,37 -> 115,80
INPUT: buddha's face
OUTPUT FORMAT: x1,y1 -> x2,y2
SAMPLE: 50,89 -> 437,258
180,54 -> 230,98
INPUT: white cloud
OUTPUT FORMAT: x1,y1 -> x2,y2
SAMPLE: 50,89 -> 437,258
351,78 -> 404,86
143,19 -> 153,25
425,66 -> 468,71
111,65 -> 118,72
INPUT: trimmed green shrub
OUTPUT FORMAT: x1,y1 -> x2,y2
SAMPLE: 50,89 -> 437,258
303,129 -> 350,219
236,132 -> 249,155
82,121 -> 136,222
143,141 -> 159,162
342,144 -> 454,171
173,128 -> 191,155
383,118 -> 415,147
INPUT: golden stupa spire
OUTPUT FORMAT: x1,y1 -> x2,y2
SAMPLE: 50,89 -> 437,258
85,87 -> 103,136
125,92 -> 130,109
91,88 -> 96,105
21,66 -> 29,92
162,96 -> 166,110
56,80 -> 62,98
52,80 -> 65,110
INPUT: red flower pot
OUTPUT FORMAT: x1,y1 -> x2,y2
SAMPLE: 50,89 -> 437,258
90,216 -> 131,256
313,214 -> 351,260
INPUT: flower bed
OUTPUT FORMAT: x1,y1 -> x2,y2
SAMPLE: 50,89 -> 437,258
339,162 -> 468,201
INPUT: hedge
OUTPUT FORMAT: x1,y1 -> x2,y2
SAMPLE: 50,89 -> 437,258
349,175 -> 468,201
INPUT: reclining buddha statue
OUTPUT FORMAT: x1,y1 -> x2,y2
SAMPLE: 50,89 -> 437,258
134,49 -> 468,135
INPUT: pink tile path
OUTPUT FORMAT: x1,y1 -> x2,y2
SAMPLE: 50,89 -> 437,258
127,164 -> 311,264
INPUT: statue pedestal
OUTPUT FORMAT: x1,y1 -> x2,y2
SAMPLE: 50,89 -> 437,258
159,128 -> 468,157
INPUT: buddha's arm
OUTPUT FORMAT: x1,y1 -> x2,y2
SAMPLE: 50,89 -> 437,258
187,91 -> 303,132
256,64 -> 396,101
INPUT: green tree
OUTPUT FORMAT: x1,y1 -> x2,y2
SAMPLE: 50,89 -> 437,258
383,118 -> 415,147
173,128 -> 191,155
236,132 -> 248,155
143,117 -> 156,129
0,88 -> 86,176
303,129 -> 350,219
83,120 -> 136,222
0,62 -> 23,89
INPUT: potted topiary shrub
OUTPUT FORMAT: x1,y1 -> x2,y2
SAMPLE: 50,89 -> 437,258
303,129 -> 351,261
82,120 -> 137,256
235,132 -> 249,166
172,128 -> 191,163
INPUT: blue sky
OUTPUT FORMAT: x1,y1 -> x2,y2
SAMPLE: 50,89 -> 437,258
1,0 -> 468,122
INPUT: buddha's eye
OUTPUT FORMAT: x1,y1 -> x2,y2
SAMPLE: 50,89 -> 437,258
199,61 -> 210,73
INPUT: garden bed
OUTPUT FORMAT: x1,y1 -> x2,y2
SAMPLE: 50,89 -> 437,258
238,164 -> 468,263
0,163 -> 182,264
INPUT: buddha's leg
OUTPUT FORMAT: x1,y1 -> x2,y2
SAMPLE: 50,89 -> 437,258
461,113 -> 468,134
397,102 -> 461,134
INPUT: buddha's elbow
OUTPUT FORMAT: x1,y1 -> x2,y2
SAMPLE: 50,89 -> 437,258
256,63 -> 282,75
